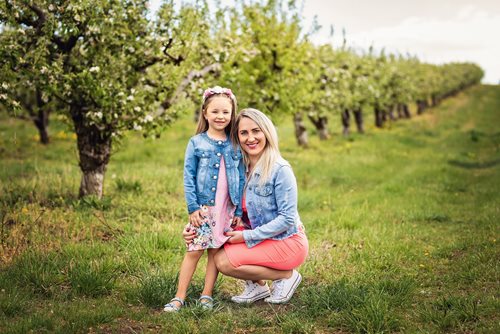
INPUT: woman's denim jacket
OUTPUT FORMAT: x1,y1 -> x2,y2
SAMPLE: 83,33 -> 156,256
242,158 -> 303,248
184,132 -> 245,217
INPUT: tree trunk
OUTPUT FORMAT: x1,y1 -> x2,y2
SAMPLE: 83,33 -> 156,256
293,112 -> 308,147
341,109 -> 350,136
72,107 -> 112,198
308,115 -> 329,140
403,104 -> 411,118
388,105 -> 396,121
353,109 -> 364,133
29,88 -> 50,144
33,110 -> 50,144
417,99 -> 427,115
374,106 -> 384,128
431,95 -> 438,107
397,104 -> 404,119
381,108 -> 388,123
193,106 -> 200,123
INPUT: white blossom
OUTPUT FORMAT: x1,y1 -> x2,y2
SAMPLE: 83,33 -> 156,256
0,94 -> 7,100
117,92 -> 125,97
128,46 -> 135,53
40,66 -> 48,74
2,83 -> 9,89
133,106 -> 141,112
89,66 -> 100,73
48,4 -> 55,11
88,26 -> 101,34
133,123 -> 142,131
144,114 -> 153,122
95,111 -> 103,119
126,95 -> 134,101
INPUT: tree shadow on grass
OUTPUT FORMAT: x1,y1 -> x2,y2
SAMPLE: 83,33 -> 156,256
448,158 -> 500,169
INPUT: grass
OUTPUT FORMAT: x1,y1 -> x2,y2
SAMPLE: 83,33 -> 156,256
0,85 -> 499,333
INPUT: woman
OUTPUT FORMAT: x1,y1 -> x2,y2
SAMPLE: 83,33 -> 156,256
184,108 -> 308,304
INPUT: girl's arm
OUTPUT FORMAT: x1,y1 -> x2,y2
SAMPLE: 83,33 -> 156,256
242,166 -> 298,246
183,139 -> 200,214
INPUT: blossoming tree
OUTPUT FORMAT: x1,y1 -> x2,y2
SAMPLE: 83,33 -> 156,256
0,0 -> 209,198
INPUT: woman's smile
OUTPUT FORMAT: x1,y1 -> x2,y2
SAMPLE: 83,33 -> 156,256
245,141 -> 259,150
238,117 -> 267,160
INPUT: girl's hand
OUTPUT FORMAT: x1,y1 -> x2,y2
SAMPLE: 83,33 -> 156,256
182,225 -> 196,245
189,210 -> 204,227
225,231 -> 244,244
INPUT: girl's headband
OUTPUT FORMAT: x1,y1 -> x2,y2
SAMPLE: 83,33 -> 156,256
202,86 -> 236,103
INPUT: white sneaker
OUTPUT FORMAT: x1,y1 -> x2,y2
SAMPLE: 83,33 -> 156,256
265,270 -> 302,304
231,280 -> 271,304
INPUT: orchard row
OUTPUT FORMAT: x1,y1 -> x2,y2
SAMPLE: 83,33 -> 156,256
0,1 -> 483,197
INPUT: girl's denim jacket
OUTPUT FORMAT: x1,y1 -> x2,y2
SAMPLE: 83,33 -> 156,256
184,132 -> 245,217
242,158 -> 304,248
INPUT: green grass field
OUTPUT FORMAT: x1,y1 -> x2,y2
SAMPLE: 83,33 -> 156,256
1,85 -> 499,333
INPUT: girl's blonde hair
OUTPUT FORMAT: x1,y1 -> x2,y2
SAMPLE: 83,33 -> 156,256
195,88 -> 237,135
231,108 -> 282,184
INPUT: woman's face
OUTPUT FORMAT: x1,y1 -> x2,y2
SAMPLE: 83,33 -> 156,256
238,117 -> 266,159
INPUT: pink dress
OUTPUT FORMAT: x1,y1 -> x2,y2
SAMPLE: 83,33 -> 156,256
188,157 -> 235,251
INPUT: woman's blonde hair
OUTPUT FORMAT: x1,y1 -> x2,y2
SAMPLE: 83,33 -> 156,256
231,108 -> 282,184
195,88 -> 237,135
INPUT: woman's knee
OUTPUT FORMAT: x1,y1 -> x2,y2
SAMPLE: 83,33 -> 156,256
214,250 -> 234,274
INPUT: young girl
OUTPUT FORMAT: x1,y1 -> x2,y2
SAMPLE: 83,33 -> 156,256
163,86 -> 245,312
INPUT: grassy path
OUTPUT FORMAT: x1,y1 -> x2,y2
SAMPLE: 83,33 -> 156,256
0,85 -> 499,333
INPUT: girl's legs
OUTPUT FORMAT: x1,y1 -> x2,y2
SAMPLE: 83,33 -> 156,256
214,249 -> 292,281
201,248 -> 219,297
170,250 -> 204,307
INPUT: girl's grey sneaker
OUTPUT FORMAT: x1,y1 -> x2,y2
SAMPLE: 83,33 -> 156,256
265,270 -> 302,304
231,280 -> 271,304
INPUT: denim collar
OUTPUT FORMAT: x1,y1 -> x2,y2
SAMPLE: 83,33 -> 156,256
201,131 -> 230,147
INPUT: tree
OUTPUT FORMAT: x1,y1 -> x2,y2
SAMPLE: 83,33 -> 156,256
0,0 -> 209,198
0,25 -> 58,144
215,0 -> 315,146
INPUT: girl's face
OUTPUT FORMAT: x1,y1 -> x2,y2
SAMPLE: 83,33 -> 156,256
204,96 -> 233,133
238,117 -> 266,160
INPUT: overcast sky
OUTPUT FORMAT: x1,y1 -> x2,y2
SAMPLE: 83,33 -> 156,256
301,0 -> 500,84
150,0 -> 500,84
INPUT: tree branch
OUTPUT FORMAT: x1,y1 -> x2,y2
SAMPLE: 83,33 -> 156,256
154,63 -> 221,117
162,38 -> 184,66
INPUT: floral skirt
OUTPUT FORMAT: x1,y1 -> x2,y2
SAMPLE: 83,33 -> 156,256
187,204 -> 234,251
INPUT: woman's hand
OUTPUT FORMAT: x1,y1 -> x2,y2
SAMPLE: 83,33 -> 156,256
225,230 -> 244,244
189,210 -> 204,227
182,225 -> 196,245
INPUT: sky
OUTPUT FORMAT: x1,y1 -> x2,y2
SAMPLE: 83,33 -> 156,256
150,1 -> 500,84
